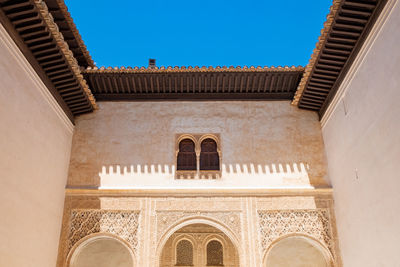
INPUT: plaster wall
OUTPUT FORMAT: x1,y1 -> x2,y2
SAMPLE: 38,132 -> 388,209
68,101 -> 328,189
321,1 -> 400,266
0,25 -> 73,267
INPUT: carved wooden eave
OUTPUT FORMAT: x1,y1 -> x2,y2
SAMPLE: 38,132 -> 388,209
44,0 -> 94,67
83,65 -> 304,101
292,0 -> 388,118
0,0 -> 97,121
292,0 -> 342,107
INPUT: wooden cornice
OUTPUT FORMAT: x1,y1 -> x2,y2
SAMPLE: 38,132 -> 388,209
292,0 -> 389,118
0,0 -> 97,118
83,66 -> 304,101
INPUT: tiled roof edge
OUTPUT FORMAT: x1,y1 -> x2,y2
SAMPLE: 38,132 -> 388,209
291,0 -> 341,106
34,0 -> 97,109
83,65 -> 304,74
54,0 -> 95,67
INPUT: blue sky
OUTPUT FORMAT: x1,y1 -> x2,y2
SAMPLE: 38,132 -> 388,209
65,0 -> 332,68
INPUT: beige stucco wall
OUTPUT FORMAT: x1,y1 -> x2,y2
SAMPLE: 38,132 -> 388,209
0,25 -> 73,267
321,1 -> 400,266
68,101 -> 329,189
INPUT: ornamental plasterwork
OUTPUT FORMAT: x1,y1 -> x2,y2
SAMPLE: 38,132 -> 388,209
156,211 -> 241,242
258,209 -> 335,258
155,198 -> 242,211
68,210 -> 140,253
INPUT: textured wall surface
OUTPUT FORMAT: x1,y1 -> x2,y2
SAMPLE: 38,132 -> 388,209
0,25 -> 73,267
68,101 -> 329,189
321,2 -> 400,266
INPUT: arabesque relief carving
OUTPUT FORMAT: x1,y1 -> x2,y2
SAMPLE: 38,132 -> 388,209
258,209 -> 335,259
68,210 -> 140,253
156,211 -> 241,241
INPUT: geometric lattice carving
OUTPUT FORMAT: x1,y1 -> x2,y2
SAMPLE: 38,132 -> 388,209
258,209 -> 334,258
207,240 -> 224,266
176,240 -> 193,265
68,210 -> 140,253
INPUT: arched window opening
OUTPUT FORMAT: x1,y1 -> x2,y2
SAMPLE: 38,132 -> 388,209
177,139 -> 196,170
200,138 -> 219,170
207,240 -> 223,266
176,239 -> 193,266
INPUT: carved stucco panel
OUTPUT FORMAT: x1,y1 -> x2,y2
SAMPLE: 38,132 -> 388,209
67,210 -> 140,254
257,209 -> 335,259
155,197 -> 242,211
156,211 -> 242,242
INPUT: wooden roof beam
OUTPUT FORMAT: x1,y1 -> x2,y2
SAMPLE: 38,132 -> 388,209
324,48 -> 351,55
342,2 -> 375,10
53,77 -> 76,86
325,42 -> 354,50
9,13 -> 40,24
26,34 -> 53,46
49,72 -> 72,81
310,77 -> 335,85
221,74 -> 226,93
333,22 -> 364,32
312,73 -> 337,80
1,1 -> 32,11
304,90 -> 329,97
320,52 -> 348,61
315,63 -> 343,71
299,99 -> 322,107
328,36 -> 357,44
298,103 -> 320,110
340,8 -> 372,17
331,29 -> 361,38
307,83 -> 331,91
112,76 -> 120,93
14,20 -> 45,32
318,58 -> 346,66
336,15 -> 368,24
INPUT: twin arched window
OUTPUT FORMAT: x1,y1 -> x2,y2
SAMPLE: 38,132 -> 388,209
175,239 -> 223,266
177,138 -> 220,171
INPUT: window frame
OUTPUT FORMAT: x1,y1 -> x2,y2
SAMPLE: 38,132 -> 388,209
175,134 -> 221,179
